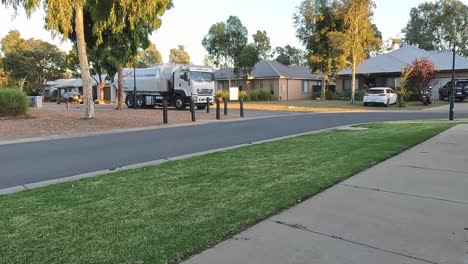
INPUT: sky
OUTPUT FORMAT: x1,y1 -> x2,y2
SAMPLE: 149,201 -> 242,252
1,0 -> 467,65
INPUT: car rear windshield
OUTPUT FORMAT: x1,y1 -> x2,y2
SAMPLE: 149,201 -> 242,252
456,81 -> 468,88
367,89 -> 384,94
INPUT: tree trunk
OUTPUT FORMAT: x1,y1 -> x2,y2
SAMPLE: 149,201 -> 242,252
116,64 -> 124,110
351,59 -> 356,104
18,78 -> 26,92
320,75 -> 327,101
74,2 -> 95,119
99,82 -> 105,103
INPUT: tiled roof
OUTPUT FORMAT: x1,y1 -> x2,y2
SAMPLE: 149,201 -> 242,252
214,61 -> 321,80
339,46 -> 468,76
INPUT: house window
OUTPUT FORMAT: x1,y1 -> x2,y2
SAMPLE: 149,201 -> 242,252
344,79 -> 360,90
260,80 -> 264,90
302,80 -> 309,94
270,80 -> 275,95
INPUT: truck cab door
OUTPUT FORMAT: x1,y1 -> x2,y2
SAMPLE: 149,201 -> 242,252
177,69 -> 191,88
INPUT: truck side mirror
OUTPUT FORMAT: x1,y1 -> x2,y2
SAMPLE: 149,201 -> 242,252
184,72 -> 190,83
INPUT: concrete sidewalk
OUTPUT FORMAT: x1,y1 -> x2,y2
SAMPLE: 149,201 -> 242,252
184,124 -> 468,264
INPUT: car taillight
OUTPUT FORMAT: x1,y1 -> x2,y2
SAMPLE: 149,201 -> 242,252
379,93 -> 386,96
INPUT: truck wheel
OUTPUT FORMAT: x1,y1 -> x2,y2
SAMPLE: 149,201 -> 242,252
125,95 -> 134,108
136,95 -> 144,108
174,96 -> 186,110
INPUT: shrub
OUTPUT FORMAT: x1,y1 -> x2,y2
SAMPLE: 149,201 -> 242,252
248,90 -> 272,101
238,90 -> 248,101
0,89 -> 29,117
216,90 -> 229,99
331,90 -> 351,101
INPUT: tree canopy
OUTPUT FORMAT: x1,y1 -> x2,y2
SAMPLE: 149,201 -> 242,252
0,54 -> 9,87
135,43 -> 162,67
294,0 -> 343,100
402,0 -> 468,56
253,30 -> 272,60
406,58 -> 437,94
235,44 -> 260,77
0,30 -> 66,93
327,0 -> 381,103
169,45 -> 191,64
2,0 -> 173,116
202,16 -> 248,69
274,45 -> 306,66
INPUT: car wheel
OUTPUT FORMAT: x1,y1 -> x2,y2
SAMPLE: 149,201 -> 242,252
174,96 -> 186,110
125,95 -> 135,108
363,102 -> 368,106
439,94 -> 444,101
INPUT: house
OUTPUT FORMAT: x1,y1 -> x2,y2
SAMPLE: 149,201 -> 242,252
214,61 -> 322,101
45,74 -> 117,102
336,46 -> 468,99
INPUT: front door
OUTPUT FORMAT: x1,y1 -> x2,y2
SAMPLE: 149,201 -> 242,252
176,69 -> 191,96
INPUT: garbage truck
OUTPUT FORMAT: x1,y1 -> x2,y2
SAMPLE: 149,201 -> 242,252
117,64 -> 216,110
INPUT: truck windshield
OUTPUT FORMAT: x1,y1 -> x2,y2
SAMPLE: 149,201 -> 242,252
191,72 -> 214,82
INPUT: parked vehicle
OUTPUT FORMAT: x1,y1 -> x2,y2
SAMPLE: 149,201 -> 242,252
116,64 -> 216,110
438,79 -> 468,101
419,88 -> 433,106
363,87 -> 398,107
63,92 -> 83,103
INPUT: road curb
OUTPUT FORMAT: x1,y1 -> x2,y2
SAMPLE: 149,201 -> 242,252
0,124 -> 354,195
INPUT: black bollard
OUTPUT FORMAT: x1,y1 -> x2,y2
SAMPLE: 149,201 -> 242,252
191,98 -> 196,122
163,99 -> 168,124
224,98 -> 228,116
206,97 -> 210,113
216,99 -> 221,120
240,98 -> 244,118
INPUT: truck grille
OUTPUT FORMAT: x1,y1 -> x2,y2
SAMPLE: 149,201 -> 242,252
198,89 -> 213,95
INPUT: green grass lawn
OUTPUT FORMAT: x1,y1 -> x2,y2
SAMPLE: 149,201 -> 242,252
258,99 -> 447,110
0,122 -> 455,264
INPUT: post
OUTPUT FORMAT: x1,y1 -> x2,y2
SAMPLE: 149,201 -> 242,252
216,98 -> 221,120
133,66 -> 137,110
66,100 -> 69,110
224,98 -> 228,116
163,99 -> 168,124
57,89 -> 61,104
206,97 -> 210,113
240,98 -> 244,118
449,43 -> 456,121
190,98 -> 196,122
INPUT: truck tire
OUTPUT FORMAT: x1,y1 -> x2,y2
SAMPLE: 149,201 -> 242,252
174,96 -> 186,110
125,95 -> 135,108
136,95 -> 144,108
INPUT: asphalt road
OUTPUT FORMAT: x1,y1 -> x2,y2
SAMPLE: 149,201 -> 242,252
0,111 -> 466,189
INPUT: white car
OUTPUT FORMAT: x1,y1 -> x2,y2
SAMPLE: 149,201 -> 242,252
363,87 -> 398,107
